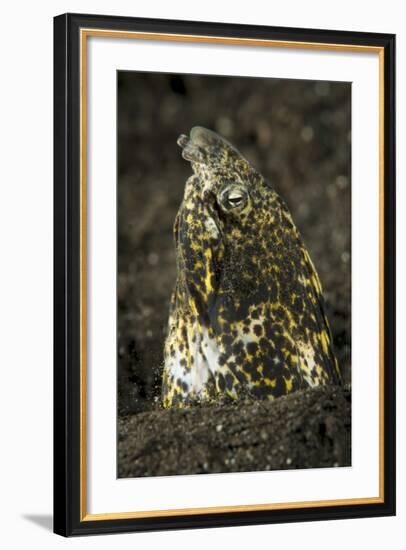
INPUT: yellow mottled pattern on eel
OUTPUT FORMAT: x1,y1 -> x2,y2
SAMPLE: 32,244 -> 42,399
162,127 -> 341,408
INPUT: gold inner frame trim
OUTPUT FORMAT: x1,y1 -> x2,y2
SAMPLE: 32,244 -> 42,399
79,28 -> 385,522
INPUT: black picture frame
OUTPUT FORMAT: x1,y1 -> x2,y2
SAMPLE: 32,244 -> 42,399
54,12 -> 396,537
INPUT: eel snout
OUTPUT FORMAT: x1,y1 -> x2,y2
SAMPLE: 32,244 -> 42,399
177,126 -> 227,164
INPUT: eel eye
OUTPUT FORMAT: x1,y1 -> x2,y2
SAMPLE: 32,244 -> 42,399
219,186 -> 249,212
227,191 -> 245,207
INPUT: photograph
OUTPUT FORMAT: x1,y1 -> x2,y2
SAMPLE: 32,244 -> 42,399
116,71 -> 352,478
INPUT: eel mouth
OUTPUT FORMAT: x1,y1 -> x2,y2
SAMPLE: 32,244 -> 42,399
204,198 -> 224,242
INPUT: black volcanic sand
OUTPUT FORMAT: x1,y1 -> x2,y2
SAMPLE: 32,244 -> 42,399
117,73 -> 351,476
118,385 -> 351,478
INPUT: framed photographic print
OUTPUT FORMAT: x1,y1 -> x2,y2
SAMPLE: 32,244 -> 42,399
53,13 -> 396,536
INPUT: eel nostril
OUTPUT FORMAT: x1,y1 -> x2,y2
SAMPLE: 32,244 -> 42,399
177,134 -> 189,148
